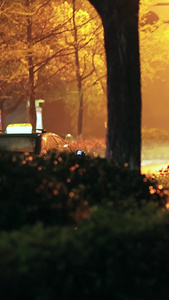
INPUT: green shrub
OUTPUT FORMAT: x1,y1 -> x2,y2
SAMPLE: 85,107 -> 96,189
0,152 -> 169,299
0,151 -> 166,230
0,204 -> 169,300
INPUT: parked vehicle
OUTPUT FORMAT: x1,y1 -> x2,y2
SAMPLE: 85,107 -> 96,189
0,123 -> 81,156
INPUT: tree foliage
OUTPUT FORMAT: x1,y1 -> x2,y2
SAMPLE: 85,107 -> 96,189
0,0 -> 106,137
140,0 -> 169,85
1,0 -> 169,140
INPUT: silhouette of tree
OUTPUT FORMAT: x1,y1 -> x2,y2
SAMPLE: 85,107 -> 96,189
89,0 -> 141,171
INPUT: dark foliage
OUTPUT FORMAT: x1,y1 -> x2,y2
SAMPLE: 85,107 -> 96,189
0,151 -> 166,230
0,152 -> 169,299
0,207 -> 169,300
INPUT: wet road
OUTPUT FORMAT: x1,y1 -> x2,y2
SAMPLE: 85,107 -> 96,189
141,160 -> 169,175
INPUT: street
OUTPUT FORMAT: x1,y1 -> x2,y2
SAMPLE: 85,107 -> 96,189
141,159 -> 169,175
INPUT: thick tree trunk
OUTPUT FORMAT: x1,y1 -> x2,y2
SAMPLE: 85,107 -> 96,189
89,0 -> 141,172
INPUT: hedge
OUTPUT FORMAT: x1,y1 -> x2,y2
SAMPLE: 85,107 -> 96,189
0,152 -> 169,299
0,151 -> 166,230
0,203 -> 169,300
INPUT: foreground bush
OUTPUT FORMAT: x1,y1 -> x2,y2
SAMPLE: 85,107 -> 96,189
0,203 -> 169,300
1,151 -> 169,299
0,151 -> 166,230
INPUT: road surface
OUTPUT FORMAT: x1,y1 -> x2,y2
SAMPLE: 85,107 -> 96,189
141,160 -> 169,175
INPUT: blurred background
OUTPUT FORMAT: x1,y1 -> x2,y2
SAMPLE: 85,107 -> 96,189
1,0 -> 169,150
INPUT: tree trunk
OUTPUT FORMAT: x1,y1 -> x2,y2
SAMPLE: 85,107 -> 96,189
77,92 -> 83,140
72,0 -> 83,140
0,99 -> 6,130
26,0 -> 36,128
89,0 -> 141,172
